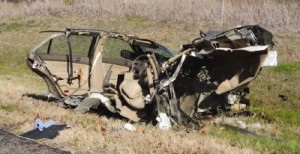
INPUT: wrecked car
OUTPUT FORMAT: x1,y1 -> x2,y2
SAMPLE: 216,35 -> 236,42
27,25 -> 274,130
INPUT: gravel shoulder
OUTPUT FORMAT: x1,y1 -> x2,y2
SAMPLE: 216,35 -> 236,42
0,128 -> 70,154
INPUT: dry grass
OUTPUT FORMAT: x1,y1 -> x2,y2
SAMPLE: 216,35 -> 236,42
0,74 -> 254,153
0,0 -> 299,32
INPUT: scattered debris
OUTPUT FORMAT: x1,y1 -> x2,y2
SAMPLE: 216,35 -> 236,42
278,94 -> 288,101
40,90 -> 49,95
124,123 -> 136,131
156,113 -> 172,130
35,118 -> 56,131
20,124 -> 69,140
20,119 -> 69,140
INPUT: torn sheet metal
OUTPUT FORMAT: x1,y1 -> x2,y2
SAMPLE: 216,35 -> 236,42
27,25 -> 274,129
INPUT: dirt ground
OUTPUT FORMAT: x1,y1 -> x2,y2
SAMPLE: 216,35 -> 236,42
0,128 -> 70,154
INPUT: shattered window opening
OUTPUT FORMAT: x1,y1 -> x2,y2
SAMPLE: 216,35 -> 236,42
140,45 -> 175,59
49,35 -> 68,56
69,35 -> 94,57
36,40 -> 50,54
103,37 -> 135,60
36,35 -> 93,57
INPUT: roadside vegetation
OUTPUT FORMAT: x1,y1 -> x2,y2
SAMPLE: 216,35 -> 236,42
1,0 -> 299,32
0,1 -> 299,153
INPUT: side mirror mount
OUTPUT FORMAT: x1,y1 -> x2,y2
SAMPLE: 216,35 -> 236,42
121,50 -> 135,60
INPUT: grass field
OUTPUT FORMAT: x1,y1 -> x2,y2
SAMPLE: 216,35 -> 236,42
0,1 -> 300,153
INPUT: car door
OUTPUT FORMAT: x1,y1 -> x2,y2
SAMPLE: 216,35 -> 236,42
35,33 -> 95,96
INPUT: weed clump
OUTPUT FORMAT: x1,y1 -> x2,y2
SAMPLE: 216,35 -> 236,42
0,104 -> 16,112
271,62 -> 300,74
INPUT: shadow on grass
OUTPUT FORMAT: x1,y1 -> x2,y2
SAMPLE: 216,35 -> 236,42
20,124 -> 70,140
90,106 -> 129,121
22,93 -> 275,126
23,93 -> 129,122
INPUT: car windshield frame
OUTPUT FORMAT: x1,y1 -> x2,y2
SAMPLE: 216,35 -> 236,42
154,43 -> 176,58
132,39 -> 176,58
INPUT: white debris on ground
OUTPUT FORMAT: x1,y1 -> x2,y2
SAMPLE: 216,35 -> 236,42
34,119 -> 56,131
124,123 -> 136,131
100,116 -> 109,122
156,113 -> 171,130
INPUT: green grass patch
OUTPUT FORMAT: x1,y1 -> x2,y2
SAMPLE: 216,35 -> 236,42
0,65 -> 32,75
123,16 -> 146,25
0,47 -> 31,72
211,126 -> 300,153
250,108 -> 300,125
270,62 -> 300,74
0,104 -> 16,112
0,17 -> 42,31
